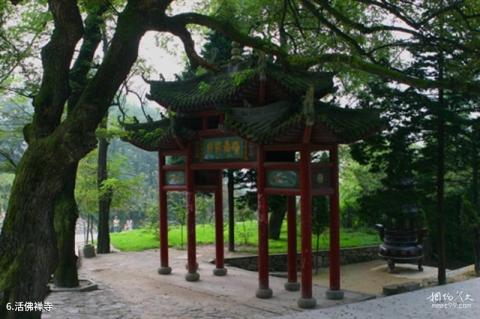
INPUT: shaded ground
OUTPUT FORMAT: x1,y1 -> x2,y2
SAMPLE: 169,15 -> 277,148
45,246 -> 372,319
313,259 -> 438,295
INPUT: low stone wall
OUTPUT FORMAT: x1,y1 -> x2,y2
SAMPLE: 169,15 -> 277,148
223,245 -> 380,272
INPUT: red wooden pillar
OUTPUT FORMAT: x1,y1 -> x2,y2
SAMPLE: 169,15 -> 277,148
326,145 -> 344,299
285,196 -> 299,291
256,145 -> 272,299
213,171 -> 227,276
298,146 -> 316,308
186,146 -> 199,282
158,153 -> 172,275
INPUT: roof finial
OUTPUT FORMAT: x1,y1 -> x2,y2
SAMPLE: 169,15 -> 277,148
229,41 -> 243,72
302,84 -> 315,126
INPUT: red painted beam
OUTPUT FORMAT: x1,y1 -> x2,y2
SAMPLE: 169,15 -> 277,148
158,153 -> 171,274
311,187 -> 335,196
161,150 -> 188,156
264,188 -> 300,196
163,185 -> 187,192
311,162 -> 333,169
191,162 -> 257,170
264,162 -> 299,169
263,144 -> 302,151
162,165 -> 185,171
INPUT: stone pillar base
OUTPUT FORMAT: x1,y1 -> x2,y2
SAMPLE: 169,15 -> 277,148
326,289 -> 344,300
157,267 -> 172,275
255,288 -> 273,299
213,268 -> 227,276
297,297 -> 317,309
284,281 -> 300,291
185,272 -> 200,282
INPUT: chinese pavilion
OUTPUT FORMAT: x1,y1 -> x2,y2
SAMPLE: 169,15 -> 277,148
122,55 -> 383,309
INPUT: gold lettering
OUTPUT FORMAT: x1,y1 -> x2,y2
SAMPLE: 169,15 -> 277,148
215,141 -> 222,155
232,140 -> 241,155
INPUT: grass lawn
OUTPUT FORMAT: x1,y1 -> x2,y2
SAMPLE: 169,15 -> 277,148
111,220 -> 381,253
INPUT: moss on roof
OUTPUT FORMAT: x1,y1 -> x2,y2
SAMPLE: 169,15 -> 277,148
147,64 -> 334,112
224,102 -> 384,144
121,118 -> 195,151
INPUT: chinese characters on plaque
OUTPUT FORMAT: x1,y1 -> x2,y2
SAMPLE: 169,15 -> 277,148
202,137 -> 246,161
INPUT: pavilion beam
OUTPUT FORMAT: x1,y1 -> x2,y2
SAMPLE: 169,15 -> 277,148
285,196 -> 300,291
158,153 -> 172,275
298,145 -> 316,309
213,170 -> 227,276
185,145 -> 199,282
326,145 -> 344,299
256,145 -> 273,299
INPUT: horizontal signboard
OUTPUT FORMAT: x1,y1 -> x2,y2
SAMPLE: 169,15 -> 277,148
266,170 -> 299,188
165,171 -> 185,185
201,136 -> 247,161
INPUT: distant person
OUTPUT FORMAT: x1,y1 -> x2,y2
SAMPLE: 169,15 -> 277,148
126,218 -> 134,231
113,216 -> 120,233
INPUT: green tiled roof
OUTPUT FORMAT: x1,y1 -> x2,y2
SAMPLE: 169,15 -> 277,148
121,118 -> 195,151
315,105 -> 385,143
147,64 -> 333,112
224,102 -> 384,144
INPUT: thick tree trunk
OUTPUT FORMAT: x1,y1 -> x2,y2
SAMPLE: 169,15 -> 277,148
269,205 -> 286,240
53,162 -> 80,287
227,169 -> 235,252
268,196 -> 287,240
0,140 -> 70,318
97,117 -> 112,254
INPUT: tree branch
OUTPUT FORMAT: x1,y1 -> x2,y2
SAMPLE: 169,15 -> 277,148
288,53 -> 480,95
30,0 -> 83,139
0,149 -> 17,169
166,21 -> 219,71
301,0 -> 373,60
164,13 -> 287,62
61,0 -> 152,159
67,3 -> 108,114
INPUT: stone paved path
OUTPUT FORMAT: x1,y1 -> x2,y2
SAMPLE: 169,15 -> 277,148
44,283 -> 139,319
278,277 -> 480,319
43,247 -> 372,319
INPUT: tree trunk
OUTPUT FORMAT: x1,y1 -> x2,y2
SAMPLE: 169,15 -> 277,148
269,205 -> 286,240
97,117 -> 112,254
227,169 -> 235,252
436,60 -> 447,285
472,136 -> 480,276
269,196 -> 287,240
53,162 -> 80,288
0,140 -> 70,318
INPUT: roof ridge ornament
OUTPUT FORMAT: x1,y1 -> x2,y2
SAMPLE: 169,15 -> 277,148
302,84 -> 315,126
229,42 -> 243,73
